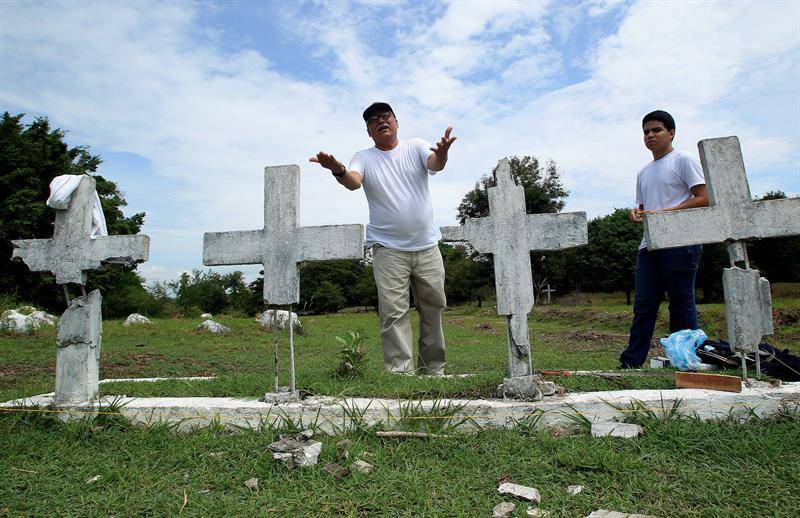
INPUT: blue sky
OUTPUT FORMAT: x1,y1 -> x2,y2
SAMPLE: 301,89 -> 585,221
2,0 -> 798,285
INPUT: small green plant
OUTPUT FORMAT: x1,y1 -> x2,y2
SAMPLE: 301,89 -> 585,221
334,330 -> 368,378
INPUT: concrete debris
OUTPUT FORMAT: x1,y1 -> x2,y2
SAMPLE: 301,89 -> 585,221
492,501 -> 516,517
200,313 -> 213,319
324,462 -> 349,479
29,310 -> 57,326
567,485 -> 583,495
586,510 -> 655,517
350,459 -> 373,474
255,309 -> 303,333
196,320 -> 229,334
123,313 -> 151,326
260,389 -> 300,403
268,430 -> 322,468
0,309 -> 41,334
503,375 -> 556,400
591,422 -> 643,438
85,475 -> 101,484
498,482 -> 541,503
244,477 -> 259,491
527,508 -> 550,517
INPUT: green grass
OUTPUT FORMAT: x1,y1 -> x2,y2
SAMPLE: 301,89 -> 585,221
1,287 -> 798,402
1,408 -> 798,516
1,289 -> 799,516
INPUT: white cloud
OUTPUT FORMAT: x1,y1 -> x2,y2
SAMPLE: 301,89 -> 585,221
1,0 -> 797,284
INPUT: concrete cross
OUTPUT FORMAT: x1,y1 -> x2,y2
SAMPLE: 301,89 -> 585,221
441,158 -> 587,377
644,136 -> 800,355
542,284 -> 556,305
12,175 -> 150,285
203,164 -> 364,305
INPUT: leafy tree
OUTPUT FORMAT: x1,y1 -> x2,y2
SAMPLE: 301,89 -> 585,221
440,243 -> 493,307
298,259 -> 364,313
575,208 -> 642,304
0,112 -> 148,316
311,280 -> 346,313
454,155 -> 570,301
456,156 -> 568,223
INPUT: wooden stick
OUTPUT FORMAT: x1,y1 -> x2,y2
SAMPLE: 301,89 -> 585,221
273,306 -> 280,393
288,304 -> 296,393
376,431 -> 453,439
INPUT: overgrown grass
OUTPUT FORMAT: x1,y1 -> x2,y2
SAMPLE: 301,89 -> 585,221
2,287 -> 798,401
1,407 -> 797,516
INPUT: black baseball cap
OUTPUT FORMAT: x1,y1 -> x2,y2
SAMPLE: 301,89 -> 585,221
362,102 -> 395,122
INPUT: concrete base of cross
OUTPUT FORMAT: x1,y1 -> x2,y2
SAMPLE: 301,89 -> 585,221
55,290 -> 102,405
502,375 -> 557,400
260,389 -> 300,403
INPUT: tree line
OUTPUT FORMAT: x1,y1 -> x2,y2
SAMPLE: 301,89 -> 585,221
2,113 -> 798,318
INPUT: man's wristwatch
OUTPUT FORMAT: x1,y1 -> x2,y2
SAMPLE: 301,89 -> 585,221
332,165 -> 347,178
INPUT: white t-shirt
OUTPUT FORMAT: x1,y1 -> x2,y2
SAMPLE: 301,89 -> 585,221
636,149 -> 705,248
349,138 -> 439,251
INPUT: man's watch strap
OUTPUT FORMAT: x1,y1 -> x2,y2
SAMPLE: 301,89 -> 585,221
332,165 -> 347,178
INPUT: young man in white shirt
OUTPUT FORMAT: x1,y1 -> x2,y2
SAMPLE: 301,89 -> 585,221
310,102 -> 456,375
620,110 -> 710,368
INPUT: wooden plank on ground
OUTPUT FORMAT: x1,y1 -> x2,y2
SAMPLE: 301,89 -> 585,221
675,372 -> 742,393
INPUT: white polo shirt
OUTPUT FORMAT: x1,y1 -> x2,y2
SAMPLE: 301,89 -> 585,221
349,138 -> 440,251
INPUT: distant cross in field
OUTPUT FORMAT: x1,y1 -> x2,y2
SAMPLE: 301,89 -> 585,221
441,159 -> 587,377
12,175 -> 150,286
542,285 -> 556,305
643,136 -> 799,369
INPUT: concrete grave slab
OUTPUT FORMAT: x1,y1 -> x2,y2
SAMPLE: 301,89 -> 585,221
6,383 -> 798,433
441,159 -> 587,378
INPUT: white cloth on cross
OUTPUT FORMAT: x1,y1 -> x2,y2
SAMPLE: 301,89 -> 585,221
47,175 -> 108,239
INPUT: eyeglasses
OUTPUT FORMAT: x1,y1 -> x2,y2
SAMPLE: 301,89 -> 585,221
366,112 -> 395,125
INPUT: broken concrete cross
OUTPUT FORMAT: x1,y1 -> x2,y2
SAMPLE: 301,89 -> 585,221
12,175 -> 150,285
11,176 -> 149,407
441,158 -> 587,377
643,137 -> 800,354
203,165 -> 364,305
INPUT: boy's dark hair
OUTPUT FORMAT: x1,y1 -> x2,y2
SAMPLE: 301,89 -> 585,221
642,110 -> 675,131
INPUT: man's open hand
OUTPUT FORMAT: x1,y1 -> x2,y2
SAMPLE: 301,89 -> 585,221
430,127 -> 457,159
309,151 -> 344,173
427,127 -> 456,171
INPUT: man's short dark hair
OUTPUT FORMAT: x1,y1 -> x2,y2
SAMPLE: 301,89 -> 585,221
642,110 -> 675,131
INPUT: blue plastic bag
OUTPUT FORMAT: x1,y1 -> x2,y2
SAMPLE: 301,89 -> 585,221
660,329 -> 707,371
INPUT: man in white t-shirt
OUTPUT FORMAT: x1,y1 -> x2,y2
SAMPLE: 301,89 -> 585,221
620,110 -> 709,368
310,102 -> 456,375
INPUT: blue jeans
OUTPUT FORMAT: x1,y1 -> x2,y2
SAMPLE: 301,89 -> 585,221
620,245 -> 702,368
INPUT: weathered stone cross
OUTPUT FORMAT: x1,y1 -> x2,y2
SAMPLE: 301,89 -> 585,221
644,137 -> 800,359
203,164 -> 364,305
203,164 -> 363,397
441,159 -> 587,378
12,175 -> 150,285
11,175 -> 150,405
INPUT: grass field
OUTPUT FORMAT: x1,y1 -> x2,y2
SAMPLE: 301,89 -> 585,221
1,288 -> 799,516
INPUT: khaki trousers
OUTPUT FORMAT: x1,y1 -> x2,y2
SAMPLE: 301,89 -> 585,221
372,244 -> 446,374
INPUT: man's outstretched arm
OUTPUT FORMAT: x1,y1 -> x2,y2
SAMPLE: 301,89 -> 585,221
427,127 -> 457,171
309,151 -> 362,191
